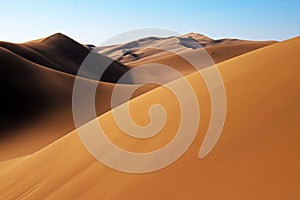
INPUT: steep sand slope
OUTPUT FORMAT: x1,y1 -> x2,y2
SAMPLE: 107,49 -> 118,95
0,36 -> 154,161
0,37 -> 299,199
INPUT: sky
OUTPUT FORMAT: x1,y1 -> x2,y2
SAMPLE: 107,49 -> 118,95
0,0 -> 299,45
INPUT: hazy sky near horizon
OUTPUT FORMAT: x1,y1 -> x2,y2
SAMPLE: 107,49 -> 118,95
0,0 -> 299,45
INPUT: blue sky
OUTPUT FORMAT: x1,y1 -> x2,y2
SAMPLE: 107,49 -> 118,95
0,0 -> 299,45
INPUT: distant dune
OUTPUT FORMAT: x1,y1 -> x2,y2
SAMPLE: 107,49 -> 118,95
97,32 -> 276,65
97,33 -> 276,84
0,35 -> 299,199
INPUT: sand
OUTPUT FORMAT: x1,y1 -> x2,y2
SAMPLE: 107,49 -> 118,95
0,36 -> 299,199
97,33 -> 276,65
0,33 -> 274,161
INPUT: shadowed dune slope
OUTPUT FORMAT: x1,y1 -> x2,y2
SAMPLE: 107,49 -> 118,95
1,37 -> 299,199
0,33 -> 129,83
0,36 -> 154,161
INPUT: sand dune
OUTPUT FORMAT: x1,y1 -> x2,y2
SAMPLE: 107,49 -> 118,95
0,32 -> 272,161
0,34 -> 155,161
97,33 -> 276,65
97,33 -> 275,84
0,33 -> 129,82
1,36 -> 299,199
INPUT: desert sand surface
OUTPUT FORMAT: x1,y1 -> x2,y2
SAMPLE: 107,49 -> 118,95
0,33 -> 274,161
0,36 -> 299,199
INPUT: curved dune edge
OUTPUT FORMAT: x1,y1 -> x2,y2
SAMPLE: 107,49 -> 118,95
1,37 -> 300,199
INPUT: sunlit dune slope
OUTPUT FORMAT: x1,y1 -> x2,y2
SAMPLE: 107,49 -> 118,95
1,37 -> 299,199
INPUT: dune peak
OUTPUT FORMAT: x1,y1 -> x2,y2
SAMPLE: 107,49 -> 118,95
41,32 -> 78,44
181,32 -> 213,41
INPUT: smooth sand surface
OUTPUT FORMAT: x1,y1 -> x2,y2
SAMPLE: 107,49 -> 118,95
0,36 -> 299,199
